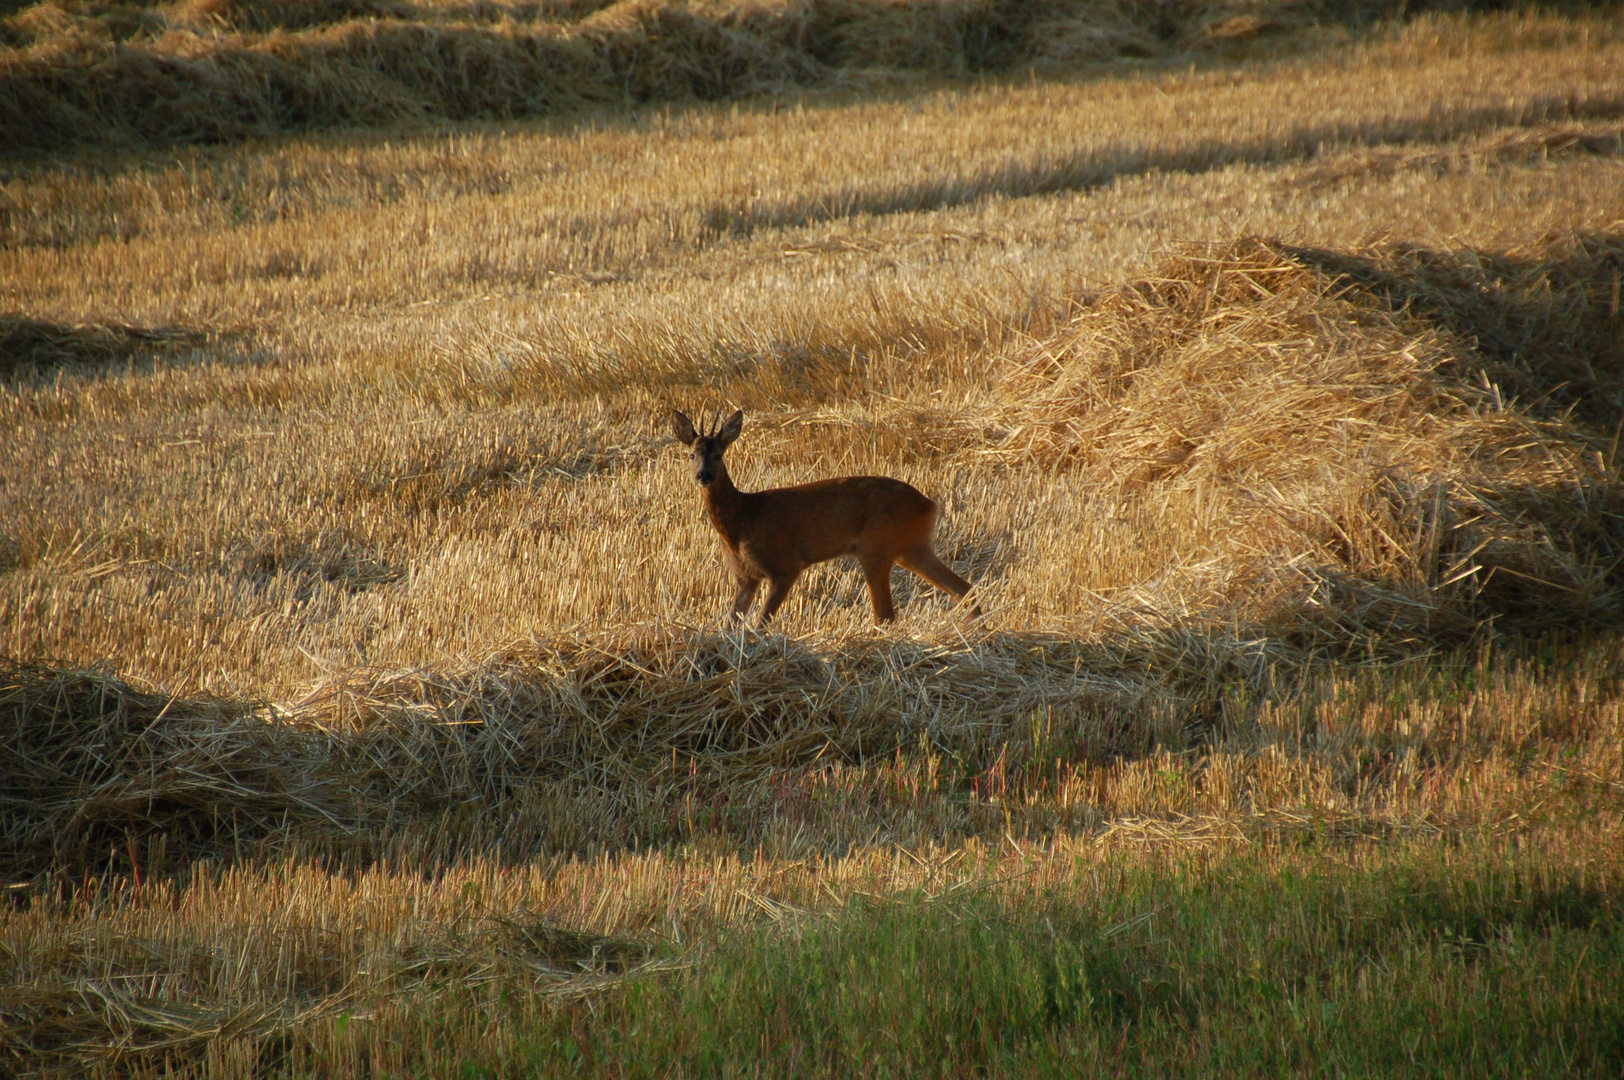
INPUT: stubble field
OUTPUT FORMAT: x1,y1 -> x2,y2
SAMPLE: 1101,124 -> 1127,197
3,2 -> 1624,1076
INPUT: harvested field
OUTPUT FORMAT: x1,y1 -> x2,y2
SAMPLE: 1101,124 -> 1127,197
3,4 -> 1624,1076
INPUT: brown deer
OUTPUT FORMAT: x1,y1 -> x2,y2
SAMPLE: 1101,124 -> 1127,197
671,408 -> 978,626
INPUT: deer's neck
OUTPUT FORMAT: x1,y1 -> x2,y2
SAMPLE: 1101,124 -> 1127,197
702,467 -> 748,546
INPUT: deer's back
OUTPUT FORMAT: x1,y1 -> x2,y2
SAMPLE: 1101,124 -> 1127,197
737,475 -> 936,571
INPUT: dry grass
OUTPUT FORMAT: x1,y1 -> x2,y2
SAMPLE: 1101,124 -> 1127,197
0,0 -> 1401,153
3,7 -> 1624,1076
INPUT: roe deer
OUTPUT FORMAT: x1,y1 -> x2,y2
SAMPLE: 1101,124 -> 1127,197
670,408 -> 978,626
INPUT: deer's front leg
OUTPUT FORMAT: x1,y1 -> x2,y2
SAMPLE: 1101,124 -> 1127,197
756,571 -> 802,627
731,576 -> 762,621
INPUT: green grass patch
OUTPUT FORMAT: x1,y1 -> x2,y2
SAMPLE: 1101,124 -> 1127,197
507,845 -> 1623,1079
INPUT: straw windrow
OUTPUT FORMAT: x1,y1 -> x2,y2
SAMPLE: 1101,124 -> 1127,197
985,237 -> 1624,643
0,625 -> 1210,879
0,0 -> 1418,153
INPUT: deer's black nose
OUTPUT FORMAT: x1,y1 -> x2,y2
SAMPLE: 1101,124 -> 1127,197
696,469 -> 714,484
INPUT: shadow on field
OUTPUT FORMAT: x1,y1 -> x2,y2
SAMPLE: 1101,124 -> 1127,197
0,316 -> 215,383
0,613 -> 1607,888
695,100 -> 1624,241
237,533 -> 408,598
0,627 -> 1238,885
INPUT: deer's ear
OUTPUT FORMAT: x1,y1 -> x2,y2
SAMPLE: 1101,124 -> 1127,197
716,409 -> 744,449
670,410 -> 698,446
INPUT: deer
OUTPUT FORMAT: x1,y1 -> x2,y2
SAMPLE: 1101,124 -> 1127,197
670,408 -> 979,626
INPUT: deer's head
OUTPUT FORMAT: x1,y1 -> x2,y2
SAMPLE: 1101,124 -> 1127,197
671,409 -> 743,487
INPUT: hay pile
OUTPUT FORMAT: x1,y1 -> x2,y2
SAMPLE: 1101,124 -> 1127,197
2,628 -> 1215,878
0,0 -> 1376,152
0,662 -> 327,879
988,237 -> 1624,644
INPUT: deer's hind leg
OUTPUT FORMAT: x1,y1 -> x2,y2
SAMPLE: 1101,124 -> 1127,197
859,554 -> 897,623
898,543 -> 979,616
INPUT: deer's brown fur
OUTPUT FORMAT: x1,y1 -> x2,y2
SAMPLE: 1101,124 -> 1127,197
671,409 -> 978,625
